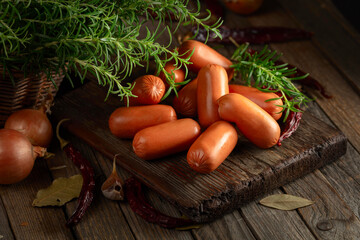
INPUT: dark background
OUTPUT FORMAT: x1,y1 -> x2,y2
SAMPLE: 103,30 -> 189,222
332,0 -> 360,32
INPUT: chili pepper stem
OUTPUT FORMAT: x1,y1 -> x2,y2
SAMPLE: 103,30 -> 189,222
228,36 -> 240,48
56,119 -> 70,149
112,155 -> 117,175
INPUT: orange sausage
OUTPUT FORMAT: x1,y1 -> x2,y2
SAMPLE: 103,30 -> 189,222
159,62 -> 185,89
229,84 -> 283,120
133,118 -> 201,160
172,78 -> 198,117
109,105 -> 177,138
218,93 -> 280,148
197,64 -> 229,129
127,75 -> 165,106
187,121 -> 238,173
178,40 -> 234,80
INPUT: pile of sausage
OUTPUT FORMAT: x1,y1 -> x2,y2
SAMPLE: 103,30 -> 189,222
109,40 -> 283,174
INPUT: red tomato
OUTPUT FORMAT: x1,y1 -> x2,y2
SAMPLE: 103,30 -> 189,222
127,75 -> 165,106
222,0 -> 263,15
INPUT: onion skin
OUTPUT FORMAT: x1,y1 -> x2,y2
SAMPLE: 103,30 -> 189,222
5,109 -> 53,147
0,129 -> 45,184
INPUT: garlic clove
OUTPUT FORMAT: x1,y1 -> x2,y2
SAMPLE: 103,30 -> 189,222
101,156 -> 124,201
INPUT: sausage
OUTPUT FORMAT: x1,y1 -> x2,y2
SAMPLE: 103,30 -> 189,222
127,75 -> 165,106
133,118 -> 201,160
178,40 -> 234,80
217,93 -> 280,148
187,121 -> 238,174
172,78 -> 198,117
229,84 -> 283,120
109,105 -> 177,138
159,62 -> 185,89
197,64 -> 229,129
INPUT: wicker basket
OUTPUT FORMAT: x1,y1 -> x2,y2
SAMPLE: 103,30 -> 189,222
0,67 -> 65,127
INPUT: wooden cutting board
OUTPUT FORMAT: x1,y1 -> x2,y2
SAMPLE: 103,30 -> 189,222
52,81 -> 347,223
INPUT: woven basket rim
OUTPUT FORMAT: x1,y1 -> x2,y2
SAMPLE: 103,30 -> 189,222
0,65 -> 65,81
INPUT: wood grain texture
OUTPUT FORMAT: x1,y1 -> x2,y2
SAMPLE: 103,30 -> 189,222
240,189 -> 316,240
319,0 -> 360,42
93,150 -> 195,240
283,170 -> 360,239
191,211 -> 256,240
47,137 -> 135,240
51,81 -> 346,223
0,196 -> 14,240
275,0 -> 360,94
244,0 -> 360,155
0,160 -> 73,240
321,147 -> 360,219
306,102 -> 360,220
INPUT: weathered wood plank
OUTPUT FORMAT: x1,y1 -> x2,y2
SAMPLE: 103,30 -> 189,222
321,146 -> 360,220
319,0 -> 360,42
0,196 -> 15,240
47,136 -> 136,240
240,189 -> 316,240
283,170 -> 360,239
275,0 -> 360,94
0,160 -> 74,240
93,150 -> 195,240
245,0 -> 360,154
305,102 -> 360,220
80,129 -> 257,240
192,211 -> 256,240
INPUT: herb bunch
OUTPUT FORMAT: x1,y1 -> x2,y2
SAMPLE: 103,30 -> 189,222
0,0 -> 221,100
231,43 -> 312,121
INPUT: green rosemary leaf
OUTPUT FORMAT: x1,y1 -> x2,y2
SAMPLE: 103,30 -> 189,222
231,43 -> 312,121
161,85 -> 173,101
0,0 -> 220,100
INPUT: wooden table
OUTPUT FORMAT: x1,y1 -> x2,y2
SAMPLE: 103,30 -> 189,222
1,0 -> 359,239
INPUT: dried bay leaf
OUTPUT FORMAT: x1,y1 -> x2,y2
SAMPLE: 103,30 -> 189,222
32,175 -> 83,207
259,194 -> 314,210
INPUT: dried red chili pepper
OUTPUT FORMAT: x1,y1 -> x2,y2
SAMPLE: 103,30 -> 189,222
287,64 -> 332,99
125,177 -> 195,228
277,107 -> 303,145
191,25 -> 313,44
56,119 -> 95,227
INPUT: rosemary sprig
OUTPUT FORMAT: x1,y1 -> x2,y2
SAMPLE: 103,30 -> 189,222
230,43 -> 312,121
0,0 -> 221,101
